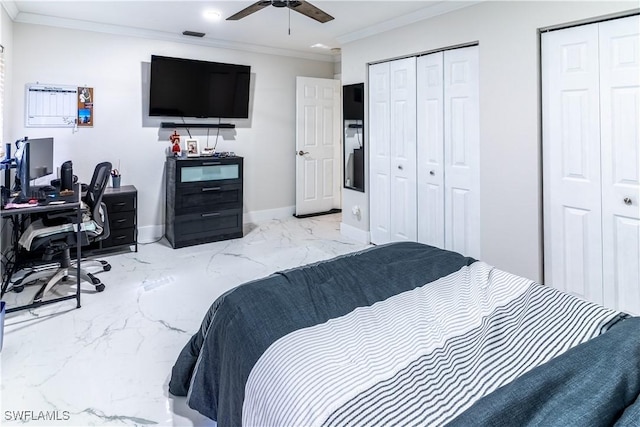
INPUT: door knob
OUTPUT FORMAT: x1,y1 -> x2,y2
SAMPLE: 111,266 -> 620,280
297,150 -> 309,156
429,170 -> 435,176
398,165 -> 403,170
624,197 -> 632,205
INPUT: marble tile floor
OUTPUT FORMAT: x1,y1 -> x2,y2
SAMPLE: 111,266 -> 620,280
0,213 -> 370,426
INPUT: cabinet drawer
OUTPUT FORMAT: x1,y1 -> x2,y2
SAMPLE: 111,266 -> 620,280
108,211 -> 135,229
102,227 -> 136,248
175,183 -> 242,213
177,161 -> 241,186
175,209 -> 242,239
105,195 -> 135,213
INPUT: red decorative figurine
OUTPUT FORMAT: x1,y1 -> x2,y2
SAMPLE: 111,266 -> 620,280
170,130 -> 181,156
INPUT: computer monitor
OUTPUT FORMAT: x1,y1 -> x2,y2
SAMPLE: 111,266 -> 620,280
28,137 -> 54,179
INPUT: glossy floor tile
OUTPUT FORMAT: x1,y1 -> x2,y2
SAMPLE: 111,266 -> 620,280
0,214 -> 370,426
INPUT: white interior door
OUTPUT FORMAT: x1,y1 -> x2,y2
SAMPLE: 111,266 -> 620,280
295,76 -> 341,216
542,24 -> 604,304
443,46 -> 480,258
599,15 -> 640,314
417,52 -> 445,248
369,62 -> 392,244
389,57 -> 417,242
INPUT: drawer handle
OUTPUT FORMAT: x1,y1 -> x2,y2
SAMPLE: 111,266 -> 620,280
202,162 -> 221,166
202,187 -> 221,192
115,219 -> 127,223
115,236 -> 126,240
202,212 -> 221,218
114,202 -> 127,207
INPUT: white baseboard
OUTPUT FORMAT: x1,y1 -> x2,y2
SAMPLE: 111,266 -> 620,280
138,224 -> 164,244
244,206 -> 295,224
340,222 -> 371,244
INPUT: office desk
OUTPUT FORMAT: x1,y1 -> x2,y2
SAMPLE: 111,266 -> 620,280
0,187 -> 82,313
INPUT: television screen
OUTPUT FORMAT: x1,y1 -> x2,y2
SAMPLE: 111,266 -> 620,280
343,83 -> 364,120
149,55 -> 251,119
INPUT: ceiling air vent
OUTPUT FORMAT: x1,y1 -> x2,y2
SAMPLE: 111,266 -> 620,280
182,30 -> 206,38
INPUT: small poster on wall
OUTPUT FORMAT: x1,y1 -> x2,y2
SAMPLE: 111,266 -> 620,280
77,86 -> 94,127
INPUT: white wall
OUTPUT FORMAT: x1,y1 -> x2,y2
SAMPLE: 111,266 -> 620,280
341,1 -> 638,281
9,23 -> 334,241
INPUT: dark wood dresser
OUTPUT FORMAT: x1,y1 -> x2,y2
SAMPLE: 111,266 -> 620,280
165,156 -> 243,249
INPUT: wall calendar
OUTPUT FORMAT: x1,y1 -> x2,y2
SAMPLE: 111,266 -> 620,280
25,83 -> 78,127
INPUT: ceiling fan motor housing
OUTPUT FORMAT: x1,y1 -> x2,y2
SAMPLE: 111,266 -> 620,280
273,1 -> 302,7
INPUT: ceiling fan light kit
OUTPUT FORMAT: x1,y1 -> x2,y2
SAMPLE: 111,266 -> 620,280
227,0 -> 334,23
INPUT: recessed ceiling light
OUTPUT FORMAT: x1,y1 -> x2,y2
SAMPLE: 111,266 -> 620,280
311,43 -> 330,49
203,10 -> 222,21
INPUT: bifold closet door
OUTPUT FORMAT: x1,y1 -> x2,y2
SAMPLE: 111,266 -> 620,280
543,15 -> 640,313
369,57 -> 417,244
417,46 -> 480,258
599,16 -> 640,314
542,23 -> 603,304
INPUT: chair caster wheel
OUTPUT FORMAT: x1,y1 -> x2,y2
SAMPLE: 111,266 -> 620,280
103,264 -> 111,272
95,284 -> 105,292
13,285 -> 24,293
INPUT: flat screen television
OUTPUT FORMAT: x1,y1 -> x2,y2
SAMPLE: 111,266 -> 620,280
149,55 -> 251,119
343,83 -> 364,120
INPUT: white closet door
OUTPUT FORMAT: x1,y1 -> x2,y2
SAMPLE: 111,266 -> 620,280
417,52 -> 445,248
389,57 -> 417,242
599,15 -> 640,314
542,24 -> 603,303
369,62 -> 392,244
443,46 -> 481,258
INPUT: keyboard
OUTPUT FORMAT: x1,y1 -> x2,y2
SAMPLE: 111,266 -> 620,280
12,188 -> 48,204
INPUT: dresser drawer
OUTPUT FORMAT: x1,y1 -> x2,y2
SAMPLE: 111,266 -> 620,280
105,194 -> 135,213
175,183 -> 242,213
101,227 -> 136,248
108,210 -> 135,230
175,209 -> 242,239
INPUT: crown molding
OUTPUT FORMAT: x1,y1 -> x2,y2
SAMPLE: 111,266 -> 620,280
12,11 -> 335,63
337,1 -> 481,45
1,1 -> 19,20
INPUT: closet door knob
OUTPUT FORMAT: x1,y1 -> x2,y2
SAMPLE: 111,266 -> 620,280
624,197 -> 632,205
398,165 -> 403,170
429,170 -> 435,176
297,150 -> 309,156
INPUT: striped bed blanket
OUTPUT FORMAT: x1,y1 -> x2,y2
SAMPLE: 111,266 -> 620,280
169,242 -> 639,426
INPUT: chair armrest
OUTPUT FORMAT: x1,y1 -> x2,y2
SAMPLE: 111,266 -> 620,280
92,201 -> 110,242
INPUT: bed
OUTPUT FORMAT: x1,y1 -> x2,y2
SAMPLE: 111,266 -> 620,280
169,242 -> 640,426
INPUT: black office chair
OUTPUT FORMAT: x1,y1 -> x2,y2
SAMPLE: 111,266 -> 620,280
12,162 -> 112,302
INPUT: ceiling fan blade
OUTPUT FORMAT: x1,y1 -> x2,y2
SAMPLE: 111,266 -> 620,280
288,1 -> 334,23
227,1 -> 271,20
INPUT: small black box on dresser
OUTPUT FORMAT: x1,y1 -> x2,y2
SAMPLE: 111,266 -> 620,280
165,156 -> 243,249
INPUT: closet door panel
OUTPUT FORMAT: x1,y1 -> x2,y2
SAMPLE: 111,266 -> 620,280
417,52 -> 445,247
599,15 -> 640,314
389,57 -> 417,241
542,24 -> 603,303
369,62 -> 392,244
443,46 -> 480,258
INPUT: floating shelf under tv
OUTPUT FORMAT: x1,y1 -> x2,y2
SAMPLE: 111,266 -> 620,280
161,122 -> 236,129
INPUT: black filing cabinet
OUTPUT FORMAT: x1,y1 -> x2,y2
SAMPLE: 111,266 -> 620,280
165,156 -> 243,249
103,185 -> 138,251
89,185 -> 138,252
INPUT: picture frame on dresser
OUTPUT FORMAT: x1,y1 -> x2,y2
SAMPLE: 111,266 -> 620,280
186,139 -> 200,157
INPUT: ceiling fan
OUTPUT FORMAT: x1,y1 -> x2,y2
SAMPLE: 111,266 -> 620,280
227,1 -> 334,23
